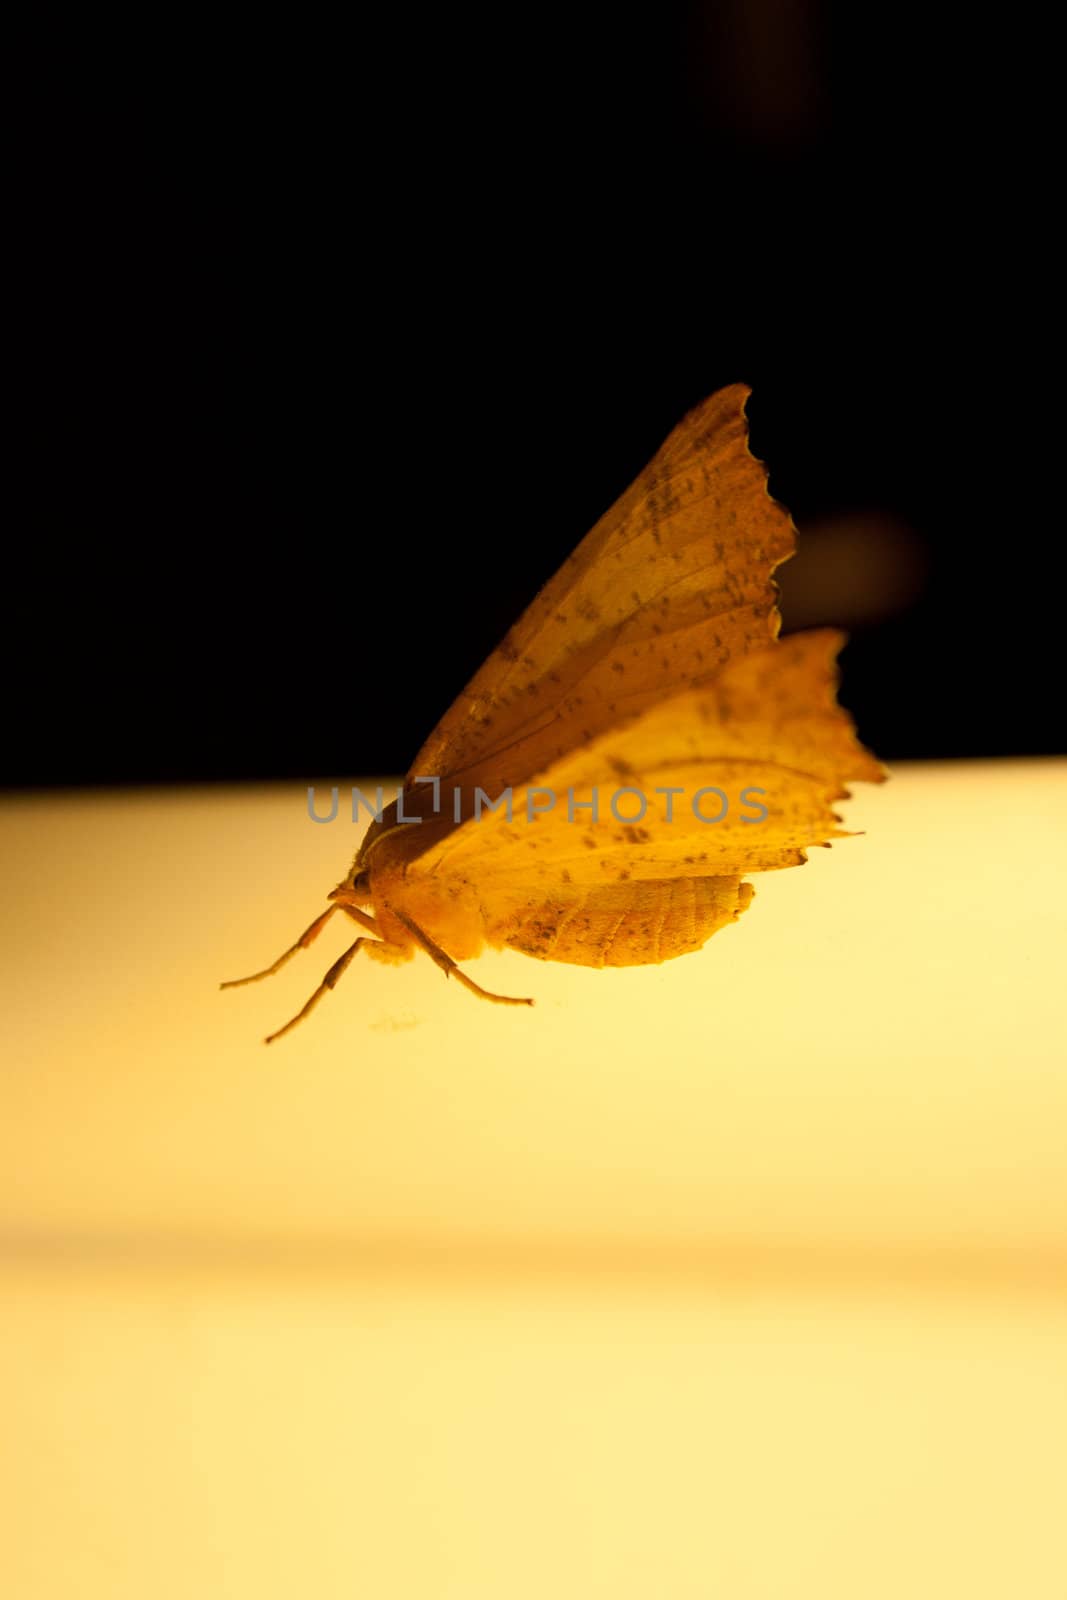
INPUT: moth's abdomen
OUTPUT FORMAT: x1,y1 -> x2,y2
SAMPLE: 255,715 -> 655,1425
489,876 -> 754,969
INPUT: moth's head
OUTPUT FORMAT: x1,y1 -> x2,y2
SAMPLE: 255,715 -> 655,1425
328,865 -> 372,906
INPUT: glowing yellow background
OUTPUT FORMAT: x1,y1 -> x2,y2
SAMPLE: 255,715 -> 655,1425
2,759 -> 1065,1597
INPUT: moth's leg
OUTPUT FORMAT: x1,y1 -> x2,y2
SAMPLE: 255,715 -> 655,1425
389,907 -> 534,1007
221,904 -> 340,989
339,905 -> 383,935
264,936 -> 373,1044
221,903 -> 379,989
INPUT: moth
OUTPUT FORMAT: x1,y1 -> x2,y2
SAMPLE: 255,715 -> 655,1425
224,385 -> 885,1040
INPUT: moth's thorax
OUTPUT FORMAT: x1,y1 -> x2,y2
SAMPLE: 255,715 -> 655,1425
355,786 -> 450,869
354,797 -> 399,867
369,853 -> 487,963
355,789 -> 487,959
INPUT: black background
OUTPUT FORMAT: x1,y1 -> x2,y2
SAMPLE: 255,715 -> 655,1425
8,8 -> 1059,789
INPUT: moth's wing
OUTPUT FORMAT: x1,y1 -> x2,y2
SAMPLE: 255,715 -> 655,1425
411,630 -> 886,895
406,384 -> 795,798
482,876 -> 757,969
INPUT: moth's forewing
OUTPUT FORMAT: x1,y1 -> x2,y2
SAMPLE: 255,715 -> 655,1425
405,384 -> 795,808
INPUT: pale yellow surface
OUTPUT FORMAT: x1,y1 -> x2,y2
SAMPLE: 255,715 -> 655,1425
1,760 -> 1065,1598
